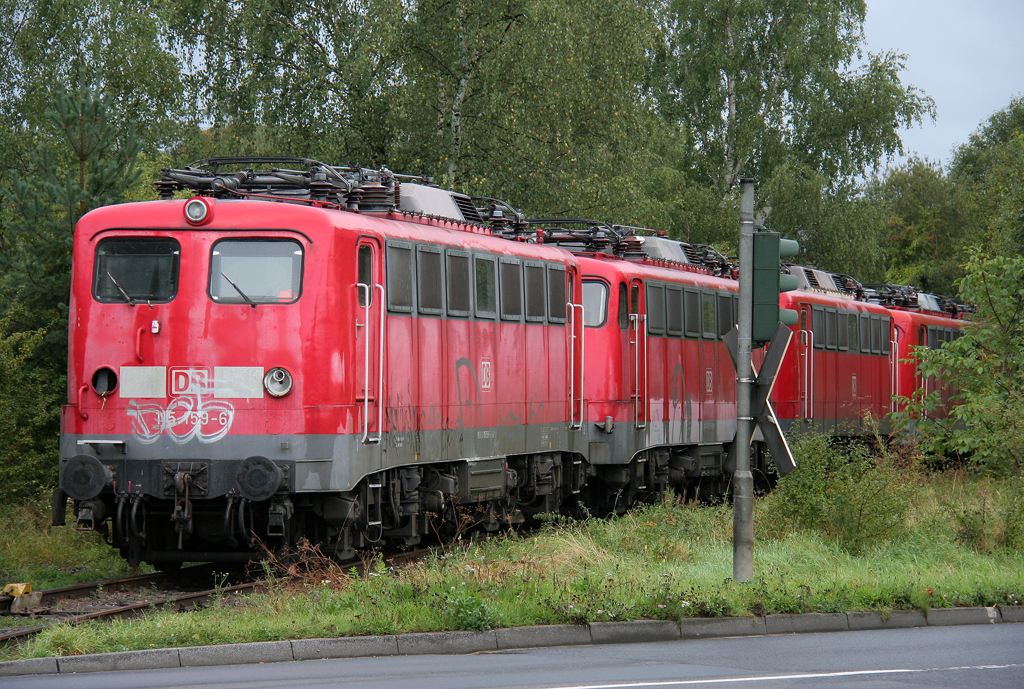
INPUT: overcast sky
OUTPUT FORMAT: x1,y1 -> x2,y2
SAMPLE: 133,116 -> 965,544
863,0 -> 1024,169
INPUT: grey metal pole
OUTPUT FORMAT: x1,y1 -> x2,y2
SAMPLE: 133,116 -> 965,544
733,178 -> 755,583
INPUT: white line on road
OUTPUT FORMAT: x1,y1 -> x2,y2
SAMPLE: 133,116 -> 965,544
534,663 -> 1024,689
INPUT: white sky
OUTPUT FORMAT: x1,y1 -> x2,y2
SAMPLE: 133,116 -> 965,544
864,0 -> 1024,168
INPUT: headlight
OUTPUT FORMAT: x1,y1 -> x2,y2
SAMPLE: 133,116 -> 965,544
184,197 -> 211,224
264,367 -> 293,397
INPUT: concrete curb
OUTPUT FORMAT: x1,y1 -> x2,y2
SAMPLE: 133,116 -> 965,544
765,612 -> 849,634
589,620 -> 680,644
292,634 -> 399,660
2,607 -> 1020,677
847,610 -> 926,630
926,606 -> 1000,626
495,624 -> 591,649
679,615 -> 766,639
179,640 -> 293,667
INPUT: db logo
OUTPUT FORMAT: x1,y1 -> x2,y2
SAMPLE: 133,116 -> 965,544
705,368 -> 714,394
481,359 -> 492,390
170,367 -> 212,396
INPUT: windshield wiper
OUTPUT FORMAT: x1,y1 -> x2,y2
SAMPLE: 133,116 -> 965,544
106,272 -> 135,307
220,271 -> 256,308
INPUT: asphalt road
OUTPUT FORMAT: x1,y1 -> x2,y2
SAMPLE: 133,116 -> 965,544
3,625 -> 1022,689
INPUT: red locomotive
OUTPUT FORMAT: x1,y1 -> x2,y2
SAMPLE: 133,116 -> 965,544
54,158 -> 966,567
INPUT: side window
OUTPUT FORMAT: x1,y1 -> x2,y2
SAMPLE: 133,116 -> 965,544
417,246 -> 443,314
582,280 -> 609,327
474,256 -> 496,318
717,293 -> 733,337
928,326 -> 938,349
812,306 -> 825,349
882,318 -> 891,354
447,251 -> 471,316
630,284 -> 639,316
525,262 -> 546,322
860,315 -> 871,353
666,286 -> 683,336
847,313 -> 858,352
357,245 -> 373,306
386,242 -> 414,312
684,289 -> 701,337
701,292 -> 717,339
871,316 -> 882,354
618,283 -> 628,330
500,258 -> 522,320
548,265 -> 567,324
825,309 -> 837,349
647,283 -> 665,335
837,311 -> 849,350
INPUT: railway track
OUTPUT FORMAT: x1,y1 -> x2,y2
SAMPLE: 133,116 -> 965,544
0,548 -> 433,650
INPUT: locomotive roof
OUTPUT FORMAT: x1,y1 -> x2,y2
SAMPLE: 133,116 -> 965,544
143,156 -> 969,320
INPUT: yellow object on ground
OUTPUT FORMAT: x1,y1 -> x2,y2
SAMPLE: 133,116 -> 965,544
2,583 -> 33,596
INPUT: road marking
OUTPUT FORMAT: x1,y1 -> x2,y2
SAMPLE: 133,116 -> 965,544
535,663 -> 1024,688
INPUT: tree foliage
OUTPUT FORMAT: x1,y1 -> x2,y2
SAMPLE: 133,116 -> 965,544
654,0 -> 934,196
895,251 -> 1024,476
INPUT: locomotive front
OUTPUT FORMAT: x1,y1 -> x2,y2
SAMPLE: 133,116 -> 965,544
57,195 -> 344,567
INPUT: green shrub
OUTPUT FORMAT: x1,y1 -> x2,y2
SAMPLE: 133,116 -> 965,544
764,432 -> 913,552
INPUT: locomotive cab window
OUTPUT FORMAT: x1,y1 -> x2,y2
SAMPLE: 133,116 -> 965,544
357,245 -> 373,306
582,280 -> 608,327
210,239 -> 302,304
618,283 -> 628,329
94,237 -> 180,304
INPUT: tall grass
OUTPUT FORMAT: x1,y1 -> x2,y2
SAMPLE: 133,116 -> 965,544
0,492 -> 145,589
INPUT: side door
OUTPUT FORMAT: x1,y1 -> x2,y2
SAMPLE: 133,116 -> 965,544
355,238 -> 385,443
797,304 -> 813,423
628,278 -> 647,429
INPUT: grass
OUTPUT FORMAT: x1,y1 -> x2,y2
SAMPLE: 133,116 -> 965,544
0,493 -> 148,590
1,461 -> 1022,661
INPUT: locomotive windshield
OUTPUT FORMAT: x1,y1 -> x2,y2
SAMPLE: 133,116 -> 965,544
93,238 -> 180,304
210,239 -> 303,304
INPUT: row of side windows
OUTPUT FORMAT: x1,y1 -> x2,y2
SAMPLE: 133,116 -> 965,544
809,306 -> 890,355
384,241 -> 567,323
922,325 -> 961,348
644,282 -> 737,340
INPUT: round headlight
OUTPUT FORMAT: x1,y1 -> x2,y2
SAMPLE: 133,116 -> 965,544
264,367 -> 293,397
184,197 -> 210,224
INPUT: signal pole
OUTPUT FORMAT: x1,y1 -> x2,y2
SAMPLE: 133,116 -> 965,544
733,179 -> 756,583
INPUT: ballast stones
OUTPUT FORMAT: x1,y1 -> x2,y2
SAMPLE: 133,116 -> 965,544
235,456 -> 283,502
61,455 -> 112,501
